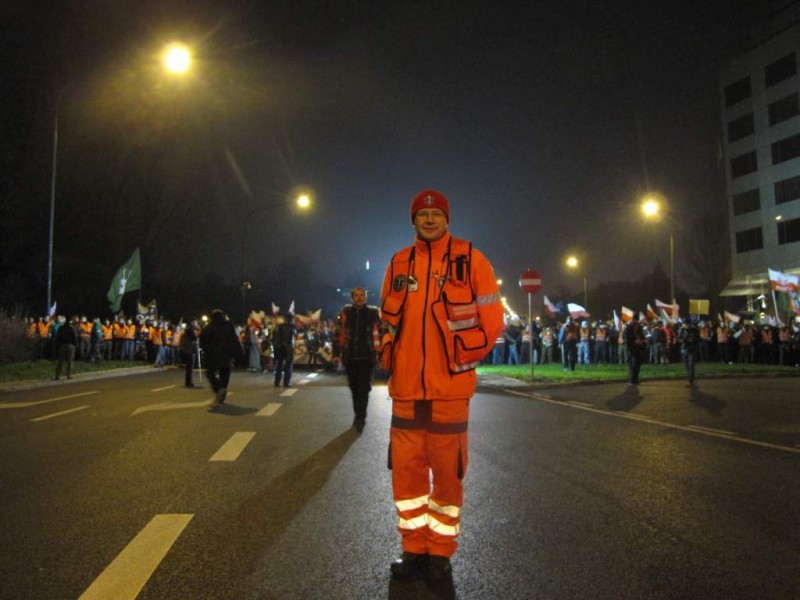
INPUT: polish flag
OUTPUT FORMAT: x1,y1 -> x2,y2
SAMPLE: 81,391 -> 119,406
543,295 -> 560,317
620,306 -> 634,322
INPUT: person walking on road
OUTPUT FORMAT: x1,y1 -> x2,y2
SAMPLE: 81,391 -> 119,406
180,317 -> 200,388
336,287 -> 381,432
380,189 -> 504,582
54,316 -> 78,380
272,313 -> 297,388
678,319 -> 700,387
624,315 -> 647,385
199,309 -> 244,405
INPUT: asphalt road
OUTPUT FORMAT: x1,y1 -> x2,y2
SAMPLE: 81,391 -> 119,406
0,369 -> 798,599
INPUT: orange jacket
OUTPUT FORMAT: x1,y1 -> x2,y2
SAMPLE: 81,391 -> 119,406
380,232 -> 504,401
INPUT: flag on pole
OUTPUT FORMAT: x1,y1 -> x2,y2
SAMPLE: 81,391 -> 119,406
620,306 -> 634,322
646,303 -> 658,320
295,309 -> 322,326
567,303 -> 590,319
288,300 -> 296,314
723,310 -> 741,324
639,311 -> 646,322
768,268 -> 799,293
48,302 -> 57,318
543,295 -> 560,317
271,303 -> 280,315
107,248 -> 142,313
613,309 -> 620,331
655,299 -> 674,315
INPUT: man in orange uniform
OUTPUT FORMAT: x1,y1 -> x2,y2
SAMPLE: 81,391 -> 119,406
380,189 -> 504,581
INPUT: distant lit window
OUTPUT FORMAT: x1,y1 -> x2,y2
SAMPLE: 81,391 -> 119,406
765,53 -> 796,88
732,189 -> 760,215
724,76 -> 752,107
736,227 -> 763,253
774,175 -> 800,205
768,94 -> 800,125
777,217 -> 800,244
730,151 -> 758,178
772,133 -> 800,164
727,113 -> 754,142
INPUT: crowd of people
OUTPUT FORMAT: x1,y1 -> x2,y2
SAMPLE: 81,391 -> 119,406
24,312 -> 340,380
489,315 -> 800,368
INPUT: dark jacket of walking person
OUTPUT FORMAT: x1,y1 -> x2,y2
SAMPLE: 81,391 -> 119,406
336,287 -> 381,432
199,310 -> 244,405
678,320 -> 700,387
180,318 -> 200,388
624,316 -> 647,385
272,315 -> 297,387
54,318 -> 79,380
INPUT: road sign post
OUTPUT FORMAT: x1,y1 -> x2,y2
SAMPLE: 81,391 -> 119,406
519,269 -> 542,378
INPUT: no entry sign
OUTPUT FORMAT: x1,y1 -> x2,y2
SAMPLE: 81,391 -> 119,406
519,269 -> 542,294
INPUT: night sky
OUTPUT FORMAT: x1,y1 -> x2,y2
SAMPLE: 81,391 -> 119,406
1,1 -> 771,318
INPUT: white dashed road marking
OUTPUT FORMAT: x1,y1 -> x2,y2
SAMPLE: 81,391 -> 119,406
132,401 -> 213,416
0,391 -> 98,409
687,424 -> 738,436
209,432 -> 256,461
151,385 -> 176,393
280,388 -> 298,397
257,403 -> 282,417
79,514 -> 193,600
305,372 -> 319,378
31,406 -> 90,422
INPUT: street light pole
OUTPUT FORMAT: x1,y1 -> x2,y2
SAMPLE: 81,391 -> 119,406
47,84 -> 70,314
669,232 -> 675,304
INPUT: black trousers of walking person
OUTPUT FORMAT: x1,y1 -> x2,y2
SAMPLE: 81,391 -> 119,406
182,351 -> 195,387
274,346 -> 293,387
206,366 -> 231,394
628,346 -> 644,384
346,358 -> 373,428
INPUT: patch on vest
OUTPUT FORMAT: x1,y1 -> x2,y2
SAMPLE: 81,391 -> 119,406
393,274 -> 407,292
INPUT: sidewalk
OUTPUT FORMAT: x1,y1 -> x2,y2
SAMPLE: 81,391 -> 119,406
0,365 -> 153,394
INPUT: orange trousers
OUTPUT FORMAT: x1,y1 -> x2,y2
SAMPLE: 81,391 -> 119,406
390,398 -> 469,558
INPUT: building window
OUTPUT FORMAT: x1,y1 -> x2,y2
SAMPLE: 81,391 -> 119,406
774,175 -> 800,205
732,189 -> 760,215
765,53 -> 797,88
772,133 -> 800,164
769,94 -> 800,125
735,227 -> 763,253
727,113 -> 754,142
777,217 -> 800,244
724,76 -> 752,107
730,151 -> 758,178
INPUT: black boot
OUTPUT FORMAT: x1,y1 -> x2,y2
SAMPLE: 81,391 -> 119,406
390,552 -> 428,579
428,555 -> 453,581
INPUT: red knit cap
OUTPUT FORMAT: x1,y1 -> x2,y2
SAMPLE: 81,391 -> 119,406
410,189 -> 450,223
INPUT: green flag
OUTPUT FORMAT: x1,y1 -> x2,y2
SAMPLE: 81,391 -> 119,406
107,248 -> 142,313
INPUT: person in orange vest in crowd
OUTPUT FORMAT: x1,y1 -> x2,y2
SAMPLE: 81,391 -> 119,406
735,322 -> 754,364
698,321 -> 711,362
594,322 -> 608,364
380,189 -> 504,582
542,326 -> 555,363
101,319 -> 114,360
77,316 -> 92,360
558,317 -> 579,371
777,323 -> 793,365
716,320 -> 731,364
123,319 -> 136,360
336,287 -> 381,432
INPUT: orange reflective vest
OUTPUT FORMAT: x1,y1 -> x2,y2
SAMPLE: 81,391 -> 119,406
380,232 -> 504,401
580,326 -> 591,341
102,324 -> 113,341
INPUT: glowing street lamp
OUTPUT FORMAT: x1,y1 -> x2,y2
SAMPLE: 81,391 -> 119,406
640,194 -> 675,304
565,255 -> 588,309
46,42 -> 193,314
240,192 -> 314,322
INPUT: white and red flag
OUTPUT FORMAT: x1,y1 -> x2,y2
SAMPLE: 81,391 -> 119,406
655,299 -> 674,315
646,304 -> 658,320
568,303 -> 590,319
768,268 -> 799,293
724,310 -> 741,324
620,306 -> 634,322
543,295 -> 560,318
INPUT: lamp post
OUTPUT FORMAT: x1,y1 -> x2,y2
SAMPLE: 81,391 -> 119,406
640,194 -> 674,303
566,255 -> 587,309
46,43 -> 192,313
241,193 -> 312,323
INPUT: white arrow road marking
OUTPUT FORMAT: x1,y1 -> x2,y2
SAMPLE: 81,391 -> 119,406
209,432 -> 256,461
31,406 -> 89,422
151,385 -> 176,393
0,391 -> 98,409
257,403 -> 282,417
132,400 -> 213,416
280,388 -> 298,397
79,514 -> 193,600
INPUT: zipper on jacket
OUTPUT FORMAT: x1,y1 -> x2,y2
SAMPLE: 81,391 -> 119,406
420,240 -> 432,399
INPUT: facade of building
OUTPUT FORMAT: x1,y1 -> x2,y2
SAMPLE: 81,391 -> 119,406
720,1 -> 800,298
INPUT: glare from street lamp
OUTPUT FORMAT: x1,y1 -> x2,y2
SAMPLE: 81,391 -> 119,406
163,43 -> 191,74
566,255 -> 579,269
296,194 -> 311,209
641,195 -> 662,220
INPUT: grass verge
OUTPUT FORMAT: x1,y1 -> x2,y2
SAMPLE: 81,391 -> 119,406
0,360 -> 147,383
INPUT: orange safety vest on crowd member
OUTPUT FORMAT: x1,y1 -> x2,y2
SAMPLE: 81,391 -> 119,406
102,323 -> 113,342
380,232 -> 504,401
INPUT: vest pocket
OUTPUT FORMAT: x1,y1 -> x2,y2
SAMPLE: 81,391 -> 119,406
454,327 -> 488,366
